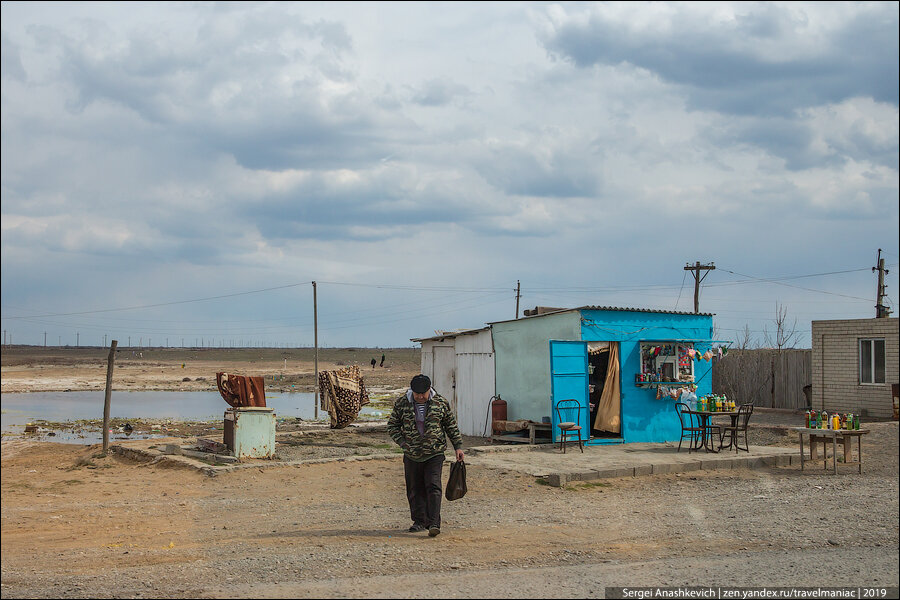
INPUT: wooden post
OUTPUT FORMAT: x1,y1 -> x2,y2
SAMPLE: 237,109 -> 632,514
313,281 -> 319,420
102,340 -> 118,455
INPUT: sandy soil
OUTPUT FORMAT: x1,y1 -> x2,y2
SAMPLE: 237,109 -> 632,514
2,347 -> 898,598
1,346 -> 420,395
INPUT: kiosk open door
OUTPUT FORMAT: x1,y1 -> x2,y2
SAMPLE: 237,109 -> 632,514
549,340 -> 589,443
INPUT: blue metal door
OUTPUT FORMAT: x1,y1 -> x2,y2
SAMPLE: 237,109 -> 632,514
549,340 -> 589,443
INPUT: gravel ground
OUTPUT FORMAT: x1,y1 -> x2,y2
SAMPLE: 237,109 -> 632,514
2,414 -> 897,598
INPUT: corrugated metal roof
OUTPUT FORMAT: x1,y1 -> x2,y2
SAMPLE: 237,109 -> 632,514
488,305 -> 713,325
410,326 -> 491,343
581,305 -> 714,317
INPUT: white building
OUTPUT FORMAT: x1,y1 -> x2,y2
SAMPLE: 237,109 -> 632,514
412,327 -> 496,437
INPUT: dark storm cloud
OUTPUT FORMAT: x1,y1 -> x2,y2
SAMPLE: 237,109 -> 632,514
542,4 -> 899,117
241,171 -> 493,242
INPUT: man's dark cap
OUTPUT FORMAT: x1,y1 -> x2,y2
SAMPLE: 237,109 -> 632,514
410,374 -> 431,393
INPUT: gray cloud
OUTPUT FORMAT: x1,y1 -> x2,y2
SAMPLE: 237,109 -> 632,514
475,143 -> 601,198
541,4 -> 899,116
1,31 -> 26,81
410,79 -> 471,107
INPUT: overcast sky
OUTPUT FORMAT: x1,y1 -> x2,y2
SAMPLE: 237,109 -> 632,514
2,1 -> 898,350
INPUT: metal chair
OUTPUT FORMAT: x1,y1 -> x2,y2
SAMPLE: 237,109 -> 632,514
719,403 -> 754,452
675,402 -> 702,452
555,399 -> 584,454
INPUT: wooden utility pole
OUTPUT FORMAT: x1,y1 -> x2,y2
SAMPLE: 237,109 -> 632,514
684,262 -> 716,313
313,281 -> 319,420
873,248 -> 891,318
102,340 -> 118,455
515,280 -> 521,319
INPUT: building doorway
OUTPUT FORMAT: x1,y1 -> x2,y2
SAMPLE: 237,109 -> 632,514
588,342 -> 621,438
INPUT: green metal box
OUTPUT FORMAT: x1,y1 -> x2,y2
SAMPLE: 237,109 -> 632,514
223,407 -> 276,459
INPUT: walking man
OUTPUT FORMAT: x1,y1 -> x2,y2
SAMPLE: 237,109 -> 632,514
387,374 -> 464,537
380,352 -> 385,367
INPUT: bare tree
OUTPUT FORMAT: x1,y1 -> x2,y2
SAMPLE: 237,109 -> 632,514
737,324 -> 756,350
762,303 -> 800,407
763,303 -> 800,351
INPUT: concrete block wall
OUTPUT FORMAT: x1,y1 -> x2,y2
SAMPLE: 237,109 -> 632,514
811,318 -> 899,419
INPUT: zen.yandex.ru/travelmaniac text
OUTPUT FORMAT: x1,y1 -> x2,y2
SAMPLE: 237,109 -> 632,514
606,587 -> 896,600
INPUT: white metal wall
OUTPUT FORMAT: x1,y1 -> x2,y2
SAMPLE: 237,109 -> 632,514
456,350 -> 496,437
455,330 -> 495,437
432,346 -> 457,413
418,331 -> 496,437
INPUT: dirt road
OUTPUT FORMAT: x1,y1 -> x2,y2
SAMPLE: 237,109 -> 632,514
2,421 -> 897,598
2,347 -> 898,597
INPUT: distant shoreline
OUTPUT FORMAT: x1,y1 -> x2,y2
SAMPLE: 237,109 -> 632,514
1,346 -> 421,395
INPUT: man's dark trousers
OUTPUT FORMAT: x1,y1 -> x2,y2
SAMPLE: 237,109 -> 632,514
403,454 -> 443,528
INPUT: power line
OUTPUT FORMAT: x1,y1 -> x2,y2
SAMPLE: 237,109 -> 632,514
3,281 -> 313,319
717,269 -> 873,301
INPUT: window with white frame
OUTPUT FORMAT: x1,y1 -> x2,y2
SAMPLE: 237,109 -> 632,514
859,338 -> 886,384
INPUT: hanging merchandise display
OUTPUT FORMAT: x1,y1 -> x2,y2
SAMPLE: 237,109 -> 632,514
637,341 -> 730,388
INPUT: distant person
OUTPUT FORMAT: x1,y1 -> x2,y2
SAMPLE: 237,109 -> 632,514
387,374 -> 464,537
371,357 -> 377,369
380,352 -> 385,367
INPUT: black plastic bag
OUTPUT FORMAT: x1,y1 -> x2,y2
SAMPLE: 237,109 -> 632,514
445,460 -> 467,501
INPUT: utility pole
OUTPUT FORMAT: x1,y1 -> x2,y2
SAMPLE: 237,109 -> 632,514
313,281 -> 319,421
515,280 -> 521,319
76,332 -> 80,347
44,332 -> 47,347
684,262 -> 716,314
873,248 -> 891,318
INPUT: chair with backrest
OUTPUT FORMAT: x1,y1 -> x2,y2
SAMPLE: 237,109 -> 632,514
675,402 -> 702,452
555,399 -> 584,454
719,403 -> 754,452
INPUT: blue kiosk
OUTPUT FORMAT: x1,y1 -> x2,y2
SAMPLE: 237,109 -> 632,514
490,306 -> 728,445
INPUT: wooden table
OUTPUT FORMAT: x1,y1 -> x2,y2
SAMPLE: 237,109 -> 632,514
791,427 -> 870,474
491,420 -> 552,445
686,410 -> 739,452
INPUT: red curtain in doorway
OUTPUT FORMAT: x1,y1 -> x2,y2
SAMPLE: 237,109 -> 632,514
593,342 -> 621,433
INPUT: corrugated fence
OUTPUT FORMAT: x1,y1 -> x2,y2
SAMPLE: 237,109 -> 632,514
712,349 -> 812,409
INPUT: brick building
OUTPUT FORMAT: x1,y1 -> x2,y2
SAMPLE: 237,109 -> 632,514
811,318 -> 899,419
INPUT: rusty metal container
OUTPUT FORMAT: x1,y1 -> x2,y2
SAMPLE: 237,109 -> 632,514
223,407 -> 276,459
491,396 -> 508,435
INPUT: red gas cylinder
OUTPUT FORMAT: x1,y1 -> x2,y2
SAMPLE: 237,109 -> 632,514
491,396 -> 508,435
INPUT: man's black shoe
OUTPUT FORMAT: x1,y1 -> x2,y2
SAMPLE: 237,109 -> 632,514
428,526 -> 440,537
408,524 -> 426,532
